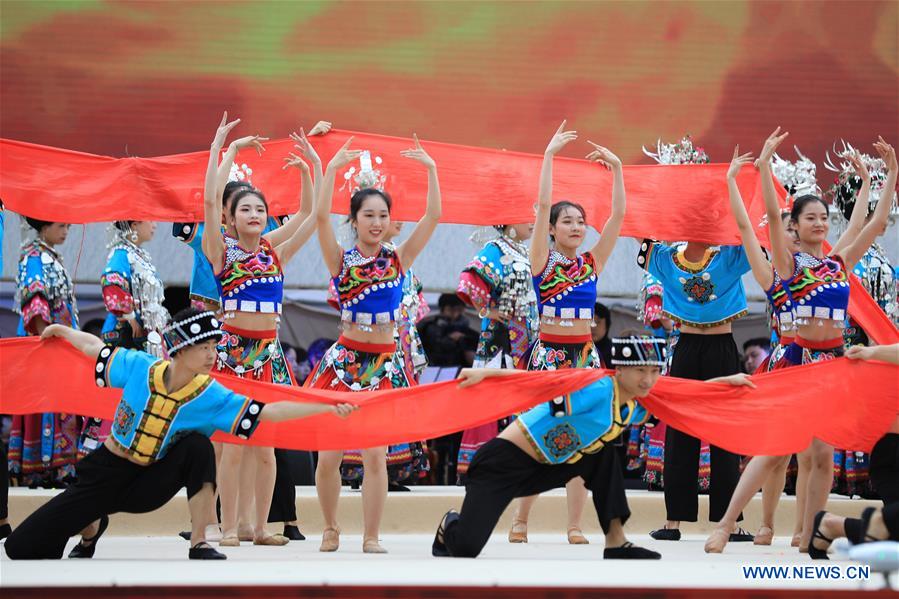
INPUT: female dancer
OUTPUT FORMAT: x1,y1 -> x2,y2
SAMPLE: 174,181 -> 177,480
705,130 -> 897,554
79,220 -> 170,457
308,134 -> 441,554
9,218 -> 80,488
201,113 -> 320,546
510,121 -> 626,544
456,222 -> 539,481
331,220 -> 431,489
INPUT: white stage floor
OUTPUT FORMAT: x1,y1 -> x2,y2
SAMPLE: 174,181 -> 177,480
0,533 -> 887,591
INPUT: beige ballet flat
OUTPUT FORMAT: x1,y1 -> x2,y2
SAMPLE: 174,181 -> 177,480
567,527 -> 589,545
253,533 -> 289,546
362,538 -> 388,554
704,527 -> 730,554
219,535 -> 240,547
508,519 -> 528,544
754,525 -> 774,546
319,526 -> 340,552
791,533 -> 802,547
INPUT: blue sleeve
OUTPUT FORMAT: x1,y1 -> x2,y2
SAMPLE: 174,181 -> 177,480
264,216 -> 286,234
208,383 -> 265,439
95,347 -> 154,389
172,222 -> 204,250
638,240 -> 673,285
721,245 -> 751,275
103,248 -> 132,282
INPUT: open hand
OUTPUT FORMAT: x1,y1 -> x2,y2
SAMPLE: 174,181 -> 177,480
331,403 -> 358,418
873,136 -> 897,173
212,111 -> 241,149
230,135 -> 268,157
282,152 -> 310,173
727,145 -> 754,180
585,142 -> 621,171
545,120 -> 577,156
756,127 -> 789,167
308,120 -> 332,136
400,134 -> 436,169
845,150 -> 870,182
327,137 -> 363,170
289,128 -> 321,164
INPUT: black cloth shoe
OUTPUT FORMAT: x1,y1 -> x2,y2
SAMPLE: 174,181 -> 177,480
68,515 -> 109,559
388,483 -> 411,492
178,530 -> 192,541
729,527 -> 755,542
283,525 -> 306,541
432,510 -> 459,557
649,527 -> 681,541
808,511 -> 832,560
189,542 -> 227,560
0,523 -> 12,540
604,542 -> 661,560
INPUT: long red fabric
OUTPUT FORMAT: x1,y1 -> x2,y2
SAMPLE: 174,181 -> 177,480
1,132 -> 895,342
1,338 -> 895,455
1,133 -> 774,245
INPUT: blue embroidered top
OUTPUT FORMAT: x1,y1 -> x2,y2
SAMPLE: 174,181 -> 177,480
172,216 -> 285,309
214,235 -> 284,317
764,270 -> 795,336
517,376 -> 648,465
94,346 -> 264,465
784,252 -> 850,325
637,241 -> 750,328
532,250 -> 598,325
333,244 -> 405,329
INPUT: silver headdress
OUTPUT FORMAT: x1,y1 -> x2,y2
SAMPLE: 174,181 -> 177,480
340,150 -> 386,193
228,161 -> 253,184
643,135 -> 710,165
824,140 -> 895,224
772,146 -> 820,198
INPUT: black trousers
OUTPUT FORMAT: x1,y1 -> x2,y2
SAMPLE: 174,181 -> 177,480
870,433 -> 899,505
1,435 -> 8,520
664,333 -> 742,523
5,434 -> 215,560
268,449 -> 297,523
444,438 -> 629,558
884,502 -> 899,541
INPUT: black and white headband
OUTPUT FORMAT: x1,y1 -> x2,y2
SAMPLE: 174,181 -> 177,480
162,311 -> 223,355
610,335 -> 666,367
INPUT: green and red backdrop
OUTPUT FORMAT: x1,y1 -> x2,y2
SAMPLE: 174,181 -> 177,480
1,0 -> 896,178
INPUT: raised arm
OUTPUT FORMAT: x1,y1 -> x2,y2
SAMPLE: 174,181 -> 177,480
273,186 -> 319,265
40,323 -> 105,360
586,142 -> 625,271
265,126 -> 325,247
757,127 -> 793,279
726,146 -> 774,290
201,113 -> 242,271
838,137 -> 897,267
317,138 -> 363,276
396,135 -> 441,269
259,400 -> 356,422
531,121 -> 578,275
830,150 -> 872,256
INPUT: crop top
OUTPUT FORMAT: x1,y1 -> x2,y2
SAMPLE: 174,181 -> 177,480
532,250 -> 598,326
214,235 -> 284,318
784,252 -> 850,325
333,244 -> 405,331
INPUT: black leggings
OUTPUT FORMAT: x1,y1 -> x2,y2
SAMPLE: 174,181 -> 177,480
870,433 -> 899,505
5,434 -> 215,559
444,438 -> 629,558
664,333 -> 742,523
